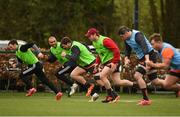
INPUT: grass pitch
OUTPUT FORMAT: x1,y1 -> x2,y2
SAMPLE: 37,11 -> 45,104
0,92 -> 180,116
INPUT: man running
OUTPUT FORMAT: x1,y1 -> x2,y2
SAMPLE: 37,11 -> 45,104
45,36 -> 78,96
8,39 -> 63,101
86,28 -> 135,103
117,26 -> 164,105
147,33 -> 180,97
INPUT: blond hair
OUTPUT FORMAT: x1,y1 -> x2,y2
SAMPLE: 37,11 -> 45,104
149,33 -> 163,42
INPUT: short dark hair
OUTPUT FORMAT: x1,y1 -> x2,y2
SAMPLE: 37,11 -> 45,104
61,36 -> 72,45
118,26 -> 131,35
8,39 -> 18,45
149,33 -> 163,42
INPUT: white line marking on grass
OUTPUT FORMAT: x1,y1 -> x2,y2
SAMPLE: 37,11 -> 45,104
120,99 -> 156,103
120,100 -> 137,102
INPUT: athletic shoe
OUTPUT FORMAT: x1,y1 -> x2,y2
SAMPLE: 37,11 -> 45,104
88,93 -> 99,102
56,92 -> 63,101
69,83 -> 78,96
26,88 -> 37,97
111,95 -> 120,103
175,90 -> 180,97
86,84 -> 94,97
102,96 -> 114,103
137,99 -> 152,106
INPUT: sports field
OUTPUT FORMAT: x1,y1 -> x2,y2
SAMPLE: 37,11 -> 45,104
0,92 -> 180,116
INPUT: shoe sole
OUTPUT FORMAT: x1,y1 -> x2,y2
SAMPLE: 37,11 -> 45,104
26,89 -> 37,97
88,95 -> 99,102
109,96 -> 120,103
69,85 -> 78,96
137,103 -> 151,106
56,93 -> 63,101
137,101 -> 152,106
69,90 -> 75,96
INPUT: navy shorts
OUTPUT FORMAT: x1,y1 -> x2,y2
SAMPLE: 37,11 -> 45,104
135,50 -> 158,81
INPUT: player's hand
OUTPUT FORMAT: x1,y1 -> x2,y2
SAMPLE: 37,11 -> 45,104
107,62 -> 117,72
146,60 -> 155,70
9,61 -> 17,68
12,63 -> 17,68
146,61 -> 154,67
44,55 -> 49,60
61,51 -> 66,57
124,58 -> 130,68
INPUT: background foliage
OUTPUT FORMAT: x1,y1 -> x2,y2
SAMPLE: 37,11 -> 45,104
0,0 -> 180,49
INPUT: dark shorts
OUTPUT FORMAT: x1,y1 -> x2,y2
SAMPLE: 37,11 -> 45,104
135,50 -> 158,81
22,62 -> 43,76
80,60 -> 96,74
103,61 -> 122,73
56,61 -> 77,76
168,71 -> 180,78
64,61 -> 77,69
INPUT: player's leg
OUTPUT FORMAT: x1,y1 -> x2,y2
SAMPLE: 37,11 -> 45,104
70,66 -> 95,97
134,64 -> 151,105
100,66 -> 118,103
20,64 -> 37,96
55,62 -> 78,96
163,74 -> 180,90
35,62 -> 63,101
111,62 -> 133,86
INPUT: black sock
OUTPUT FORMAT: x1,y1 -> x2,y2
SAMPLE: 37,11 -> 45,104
141,88 -> 149,100
84,82 -> 91,89
111,90 -> 118,98
107,88 -> 112,96
90,85 -> 98,96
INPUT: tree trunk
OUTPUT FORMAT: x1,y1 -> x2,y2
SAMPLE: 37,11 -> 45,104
149,0 -> 159,33
163,0 -> 180,47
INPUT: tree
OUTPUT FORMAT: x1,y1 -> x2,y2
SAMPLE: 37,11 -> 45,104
161,0 -> 180,47
149,0 -> 160,33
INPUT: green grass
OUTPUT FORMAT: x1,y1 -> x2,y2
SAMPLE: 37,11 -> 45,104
0,92 -> 180,116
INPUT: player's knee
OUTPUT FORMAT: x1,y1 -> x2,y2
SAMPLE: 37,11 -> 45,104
70,73 -> 76,79
134,73 -> 140,80
100,73 -> 108,79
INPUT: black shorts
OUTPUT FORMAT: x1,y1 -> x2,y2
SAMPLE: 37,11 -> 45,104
135,50 -> 158,81
80,60 -> 96,74
56,61 -> 77,76
103,61 -> 122,73
64,61 -> 77,69
168,71 -> 180,78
